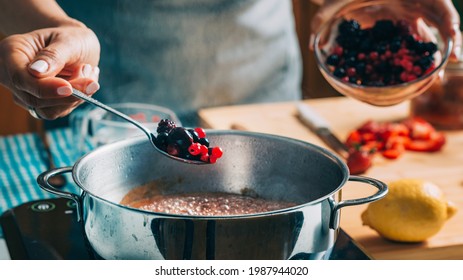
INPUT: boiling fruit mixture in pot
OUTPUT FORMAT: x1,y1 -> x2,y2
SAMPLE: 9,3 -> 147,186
121,186 -> 296,216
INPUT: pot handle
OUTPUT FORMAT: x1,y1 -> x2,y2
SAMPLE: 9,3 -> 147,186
37,167 -> 83,222
329,175 -> 388,229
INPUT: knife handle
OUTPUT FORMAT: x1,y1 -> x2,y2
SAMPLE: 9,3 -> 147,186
296,103 -> 329,130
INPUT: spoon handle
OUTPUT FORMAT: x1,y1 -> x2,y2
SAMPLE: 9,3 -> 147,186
71,88 -> 209,165
71,88 -> 154,139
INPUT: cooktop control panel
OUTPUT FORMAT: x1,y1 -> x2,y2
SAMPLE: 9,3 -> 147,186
0,198 -> 93,260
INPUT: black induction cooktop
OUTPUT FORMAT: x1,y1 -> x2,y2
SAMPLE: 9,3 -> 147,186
0,198 -> 371,260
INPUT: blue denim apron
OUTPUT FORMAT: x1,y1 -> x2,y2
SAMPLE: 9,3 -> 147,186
58,0 -> 302,125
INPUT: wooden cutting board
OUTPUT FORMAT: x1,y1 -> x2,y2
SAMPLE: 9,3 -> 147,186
198,97 -> 463,260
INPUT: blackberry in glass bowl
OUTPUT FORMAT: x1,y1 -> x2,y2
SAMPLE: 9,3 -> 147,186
313,0 -> 453,106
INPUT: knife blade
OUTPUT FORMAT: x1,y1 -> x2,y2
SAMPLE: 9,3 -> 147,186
296,102 -> 349,159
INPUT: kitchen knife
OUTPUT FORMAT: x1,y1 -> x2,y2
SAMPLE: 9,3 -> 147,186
296,102 -> 349,159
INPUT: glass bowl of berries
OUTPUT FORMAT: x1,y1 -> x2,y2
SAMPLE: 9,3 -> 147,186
313,0 -> 453,106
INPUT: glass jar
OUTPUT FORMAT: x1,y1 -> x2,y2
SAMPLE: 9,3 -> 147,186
410,60 -> 463,130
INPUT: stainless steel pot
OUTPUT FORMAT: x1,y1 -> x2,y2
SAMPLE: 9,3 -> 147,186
38,130 -> 387,260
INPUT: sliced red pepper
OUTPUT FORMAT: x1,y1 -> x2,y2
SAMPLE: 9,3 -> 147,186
345,130 -> 362,147
344,117 -> 446,171
358,120 -> 380,134
403,117 -> 434,140
382,136 -> 405,158
405,131 -> 446,152
360,140 -> 380,153
377,122 -> 409,140
381,137 -> 406,159
361,132 -> 377,142
382,149 -> 402,159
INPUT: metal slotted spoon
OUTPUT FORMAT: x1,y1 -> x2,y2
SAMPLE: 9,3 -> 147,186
71,88 -> 209,165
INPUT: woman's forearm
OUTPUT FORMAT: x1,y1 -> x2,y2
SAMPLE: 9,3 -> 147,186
0,0 -> 85,35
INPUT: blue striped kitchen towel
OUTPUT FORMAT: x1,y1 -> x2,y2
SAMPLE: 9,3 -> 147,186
0,128 -> 83,216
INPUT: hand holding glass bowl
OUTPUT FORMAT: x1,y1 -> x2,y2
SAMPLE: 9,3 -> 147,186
313,0 -> 453,106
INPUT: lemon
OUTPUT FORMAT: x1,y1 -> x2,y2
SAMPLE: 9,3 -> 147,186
361,178 -> 457,242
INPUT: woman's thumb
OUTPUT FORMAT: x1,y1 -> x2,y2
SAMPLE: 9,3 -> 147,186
28,42 -> 74,78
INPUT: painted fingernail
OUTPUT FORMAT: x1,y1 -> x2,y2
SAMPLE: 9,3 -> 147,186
86,81 -> 100,94
82,64 -> 92,77
93,66 -> 100,77
57,86 -> 72,96
30,60 -> 49,73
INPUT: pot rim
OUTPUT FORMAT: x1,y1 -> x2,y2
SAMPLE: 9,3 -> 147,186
72,130 -> 350,219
